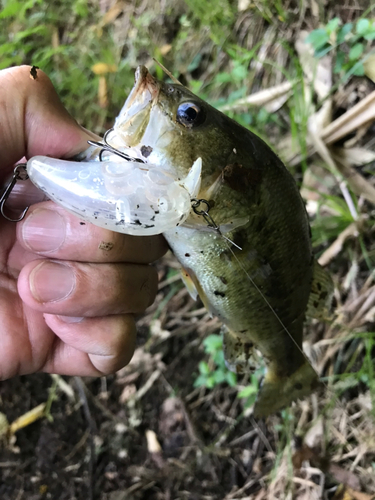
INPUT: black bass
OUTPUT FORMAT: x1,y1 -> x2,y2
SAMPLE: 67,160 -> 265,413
27,66 -> 332,416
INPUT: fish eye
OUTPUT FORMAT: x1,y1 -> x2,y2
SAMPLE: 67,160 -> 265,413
176,102 -> 206,128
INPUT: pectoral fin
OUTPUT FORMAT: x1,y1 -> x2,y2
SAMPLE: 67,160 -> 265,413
180,267 -> 214,315
180,268 -> 199,301
306,260 -> 334,320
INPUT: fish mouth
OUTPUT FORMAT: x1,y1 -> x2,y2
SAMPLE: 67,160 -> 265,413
112,65 -> 160,148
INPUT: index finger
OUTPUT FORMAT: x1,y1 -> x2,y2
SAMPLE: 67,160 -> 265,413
17,201 -> 168,264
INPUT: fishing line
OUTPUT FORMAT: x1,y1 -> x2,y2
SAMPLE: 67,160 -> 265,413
191,197 -> 310,369
221,224 -> 365,444
193,198 -> 363,432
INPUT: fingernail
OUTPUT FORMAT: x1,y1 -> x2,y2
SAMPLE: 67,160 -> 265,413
30,262 -> 75,302
58,315 -> 84,323
22,209 -> 65,252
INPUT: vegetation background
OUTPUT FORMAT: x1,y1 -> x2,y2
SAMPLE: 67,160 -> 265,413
1,0 -> 375,499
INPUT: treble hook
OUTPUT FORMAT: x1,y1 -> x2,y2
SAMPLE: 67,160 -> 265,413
87,128 -> 146,164
191,198 -> 242,251
0,164 -> 29,222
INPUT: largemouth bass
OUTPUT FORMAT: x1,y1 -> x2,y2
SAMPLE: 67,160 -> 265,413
27,66 -> 332,416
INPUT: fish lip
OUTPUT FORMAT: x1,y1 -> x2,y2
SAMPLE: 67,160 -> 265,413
129,65 -> 159,107
112,65 -> 160,149
121,65 -> 159,118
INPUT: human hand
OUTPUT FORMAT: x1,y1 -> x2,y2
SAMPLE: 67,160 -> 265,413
0,65 -> 167,380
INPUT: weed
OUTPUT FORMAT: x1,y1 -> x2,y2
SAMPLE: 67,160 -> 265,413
306,17 -> 375,80
194,334 -> 237,389
194,334 -> 262,410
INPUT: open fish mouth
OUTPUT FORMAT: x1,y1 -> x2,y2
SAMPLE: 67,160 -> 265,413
26,66 -> 202,236
111,65 -> 160,149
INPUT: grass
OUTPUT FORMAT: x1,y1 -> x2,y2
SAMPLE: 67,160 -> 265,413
2,0 -> 375,497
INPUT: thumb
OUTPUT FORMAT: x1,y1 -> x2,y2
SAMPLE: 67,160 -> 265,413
0,65 -> 95,176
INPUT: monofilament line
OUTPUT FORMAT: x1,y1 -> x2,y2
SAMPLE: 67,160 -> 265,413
221,236 -> 362,434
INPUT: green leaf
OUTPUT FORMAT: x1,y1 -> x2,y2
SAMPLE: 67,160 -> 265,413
213,370 -> 226,384
232,63 -> 247,82
203,334 -> 222,353
73,0 -> 89,17
356,18 -> 370,36
349,43 -> 364,61
364,31 -> 375,41
187,53 -> 202,73
226,371 -> 237,387
238,385 -> 257,398
0,0 -> 22,18
213,349 -> 226,367
314,45 -> 333,58
206,376 -> 216,389
337,23 -> 353,44
334,51 -> 345,74
305,29 -> 329,50
198,361 -> 210,376
352,62 -> 365,76
326,17 -> 340,35
194,375 -> 207,388
214,71 -> 232,84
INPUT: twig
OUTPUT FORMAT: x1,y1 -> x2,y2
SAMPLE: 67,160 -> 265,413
74,377 -> 96,500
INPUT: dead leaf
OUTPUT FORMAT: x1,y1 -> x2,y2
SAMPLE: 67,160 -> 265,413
145,430 -> 165,469
219,81 -> 292,112
364,53 -> 375,83
333,484 -> 375,500
332,147 -> 375,167
119,384 -> 137,404
238,0 -> 251,11
295,30 -> 332,100
292,443 -> 317,469
145,429 -> 162,454
329,463 -> 361,490
321,91 -> 375,145
8,403 -> 46,435
160,44 -> 172,56
304,416 -> 324,449
318,221 -> 361,266
97,1 -> 124,30
309,115 -> 375,205
333,154 -> 375,205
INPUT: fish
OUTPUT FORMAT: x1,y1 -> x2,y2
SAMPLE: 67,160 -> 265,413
27,66 -> 333,416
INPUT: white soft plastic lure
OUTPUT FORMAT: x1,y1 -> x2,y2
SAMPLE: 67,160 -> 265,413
26,155 -> 202,236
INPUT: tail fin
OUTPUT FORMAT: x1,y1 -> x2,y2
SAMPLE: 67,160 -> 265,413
253,361 -> 321,417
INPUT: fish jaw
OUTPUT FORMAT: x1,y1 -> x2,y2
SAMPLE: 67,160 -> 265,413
102,67 -> 180,173
114,65 -> 160,148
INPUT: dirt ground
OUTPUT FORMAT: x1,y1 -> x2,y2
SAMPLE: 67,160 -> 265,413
1,255 -> 374,499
